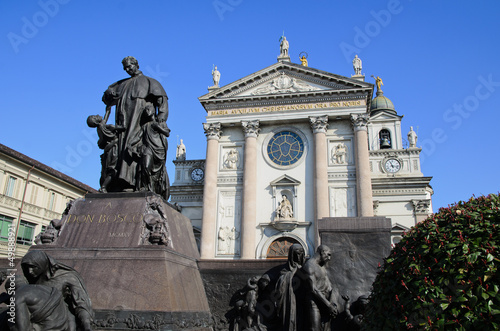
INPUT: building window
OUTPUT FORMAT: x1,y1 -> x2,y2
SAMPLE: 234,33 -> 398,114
0,215 -> 14,242
30,184 -> 39,204
17,220 -> 36,245
266,237 -> 301,259
48,192 -> 56,210
379,129 -> 392,149
5,176 -> 17,197
267,131 -> 304,166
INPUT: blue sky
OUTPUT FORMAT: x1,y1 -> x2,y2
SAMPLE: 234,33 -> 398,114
1,0 -> 499,212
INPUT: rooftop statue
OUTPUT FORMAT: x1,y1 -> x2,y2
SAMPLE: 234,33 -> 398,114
353,55 -> 362,76
176,139 -> 186,161
408,126 -> 418,148
91,56 -> 170,199
280,36 -> 289,57
371,75 -> 383,93
300,55 -> 308,67
212,65 -> 221,87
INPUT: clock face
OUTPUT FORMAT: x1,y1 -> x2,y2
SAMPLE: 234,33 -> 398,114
267,131 -> 304,166
191,168 -> 204,181
385,159 -> 401,173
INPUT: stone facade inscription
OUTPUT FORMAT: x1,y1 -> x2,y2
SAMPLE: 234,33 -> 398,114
208,100 -> 365,116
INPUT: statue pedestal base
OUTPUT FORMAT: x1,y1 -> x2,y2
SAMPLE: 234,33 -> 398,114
32,192 -> 212,331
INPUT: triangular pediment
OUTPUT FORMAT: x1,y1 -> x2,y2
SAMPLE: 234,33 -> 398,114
270,174 -> 301,186
199,62 -> 373,108
370,110 -> 403,121
392,223 -> 410,232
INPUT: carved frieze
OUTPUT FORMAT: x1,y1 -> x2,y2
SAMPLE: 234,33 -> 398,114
250,72 -> 322,95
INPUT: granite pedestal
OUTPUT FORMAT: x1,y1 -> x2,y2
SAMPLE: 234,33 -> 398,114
31,192 -> 212,331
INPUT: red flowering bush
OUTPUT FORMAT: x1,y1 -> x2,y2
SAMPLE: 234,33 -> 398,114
363,194 -> 500,330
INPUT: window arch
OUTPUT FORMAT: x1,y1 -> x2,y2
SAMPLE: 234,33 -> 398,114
266,237 -> 301,259
379,129 -> 392,149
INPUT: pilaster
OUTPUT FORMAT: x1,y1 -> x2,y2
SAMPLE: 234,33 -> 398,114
240,120 -> 260,259
200,122 -> 222,259
309,115 -> 329,248
351,114 -> 374,217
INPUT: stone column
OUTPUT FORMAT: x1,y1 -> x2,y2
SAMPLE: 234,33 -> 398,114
200,122 -> 222,259
351,114 -> 374,217
310,116 -> 329,248
240,120 -> 260,259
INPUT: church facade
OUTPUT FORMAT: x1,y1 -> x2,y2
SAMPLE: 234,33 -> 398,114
170,45 -> 433,260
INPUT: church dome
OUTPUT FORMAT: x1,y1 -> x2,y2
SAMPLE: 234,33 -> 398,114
370,90 -> 395,112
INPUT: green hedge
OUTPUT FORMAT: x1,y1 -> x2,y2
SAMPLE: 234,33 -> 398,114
364,194 -> 500,330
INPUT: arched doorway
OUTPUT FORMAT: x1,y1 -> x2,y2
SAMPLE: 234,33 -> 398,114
266,237 -> 301,259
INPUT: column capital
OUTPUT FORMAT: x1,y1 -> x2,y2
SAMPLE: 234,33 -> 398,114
309,115 -> 329,134
203,122 -> 222,140
412,199 -> 431,215
350,114 -> 370,131
241,120 -> 260,138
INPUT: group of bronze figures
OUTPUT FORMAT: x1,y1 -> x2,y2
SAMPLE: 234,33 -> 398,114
87,56 -> 170,199
229,245 -> 368,331
0,251 -> 93,330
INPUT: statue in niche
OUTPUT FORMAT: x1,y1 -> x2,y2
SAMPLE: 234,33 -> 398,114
333,143 -> 348,164
352,55 -> 362,76
302,245 -> 338,331
232,275 -> 270,331
212,65 -> 221,87
224,149 -> 239,169
277,195 -> 293,219
20,250 -> 94,331
99,56 -> 169,196
407,126 -> 418,148
176,139 -> 186,161
275,244 -> 306,331
1,275 -> 76,331
142,195 -> 171,245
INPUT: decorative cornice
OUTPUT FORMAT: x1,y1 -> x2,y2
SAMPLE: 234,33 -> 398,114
369,148 -> 421,157
372,188 -> 426,195
203,122 -> 222,140
309,115 -> 329,134
172,159 -> 206,167
351,114 -> 370,131
217,176 -> 243,184
241,120 -> 260,138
